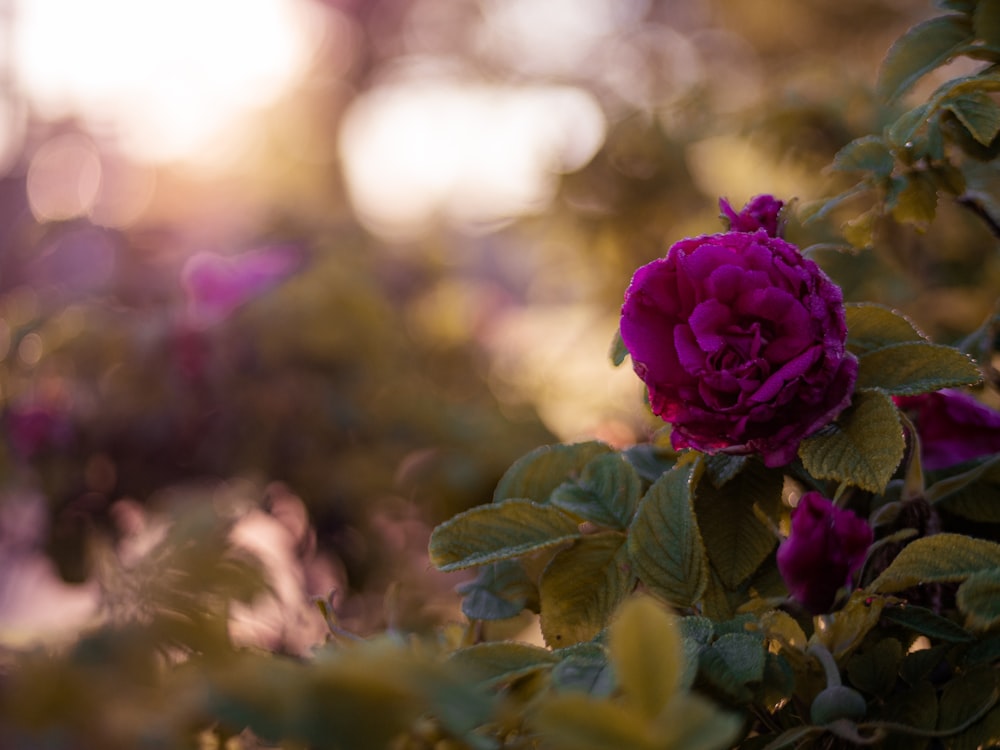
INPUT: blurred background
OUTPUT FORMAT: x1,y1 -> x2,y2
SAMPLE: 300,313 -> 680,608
1,0 -> 997,646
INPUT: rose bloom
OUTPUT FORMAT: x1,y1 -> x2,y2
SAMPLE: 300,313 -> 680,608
895,389 -> 1000,471
620,196 -> 858,467
777,492 -> 873,614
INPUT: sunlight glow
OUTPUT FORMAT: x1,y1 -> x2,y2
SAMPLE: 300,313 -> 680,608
13,0 -> 325,164
339,81 -> 606,239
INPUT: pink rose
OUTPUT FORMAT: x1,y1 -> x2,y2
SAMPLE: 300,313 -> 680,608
777,492 -> 873,614
895,389 -> 1000,470
620,197 -> 858,467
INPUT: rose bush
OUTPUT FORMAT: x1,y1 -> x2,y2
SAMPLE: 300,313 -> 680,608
620,196 -> 858,467
776,491 -> 873,614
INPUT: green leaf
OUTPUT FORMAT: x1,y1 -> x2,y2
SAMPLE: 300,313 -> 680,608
847,638 -> 903,696
945,92 -> 1000,145
976,0 -> 1000,45
957,568 -> 1000,630
816,592 -> 887,657
888,171 -> 939,226
429,499 -> 581,572
448,642 -> 558,687
623,441 -> 678,483
874,679 -> 938,750
799,389 -> 904,493
845,303 -> 926,355
855,341 -> 981,394
693,462 -> 782,589
842,208 -> 879,249
610,328 -> 629,367
900,644 -> 949,685
627,464 -> 709,609
832,135 -> 896,177
702,453 -> 749,488
539,533 -> 633,648
888,103 -> 934,148
550,453 -> 643,530
551,643 -> 615,697
939,664 -> 1000,748
456,560 -> 538,620
927,454 -> 1000,522
877,14 -> 975,103
609,595 -> 683,720
882,604 -> 975,642
494,441 -> 613,504
699,632 -> 766,703
868,533 -> 1000,593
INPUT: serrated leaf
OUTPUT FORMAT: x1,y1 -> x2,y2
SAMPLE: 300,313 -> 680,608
927,454 -> 1000,522
679,616 -> 715,645
845,303 -> 926,355
609,595 -> 682,720
693,462 -> 782,589
957,568 -> 1000,630
494,441 -> 613,504
627,464 -> 709,609
945,92 -> 1000,145
539,533 -> 633,647
856,341 -> 981,394
456,560 -> 538,620
832,135 -> 896,177
799,389 -> 904,493
868,533 -> 1000,593
877,14 -> 975,103
847,638 -> 903,696
610,328 -> 629,367
448,642 -> 558,687
550,453 -> 642,530
429,499 -> 581,572
882,603 -> 975,642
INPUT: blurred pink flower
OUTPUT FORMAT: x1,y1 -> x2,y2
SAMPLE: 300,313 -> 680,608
895,389 -> 1000,470
181,245 -> 300,327
777,492 -> 872,614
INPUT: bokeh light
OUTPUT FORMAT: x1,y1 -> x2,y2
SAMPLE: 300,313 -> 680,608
12,0 -> 325,164
339,80 -> 606,239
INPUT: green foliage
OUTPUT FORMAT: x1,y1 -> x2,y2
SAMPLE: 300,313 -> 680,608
799,388 -> 905,493
627,462 -> 710,610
